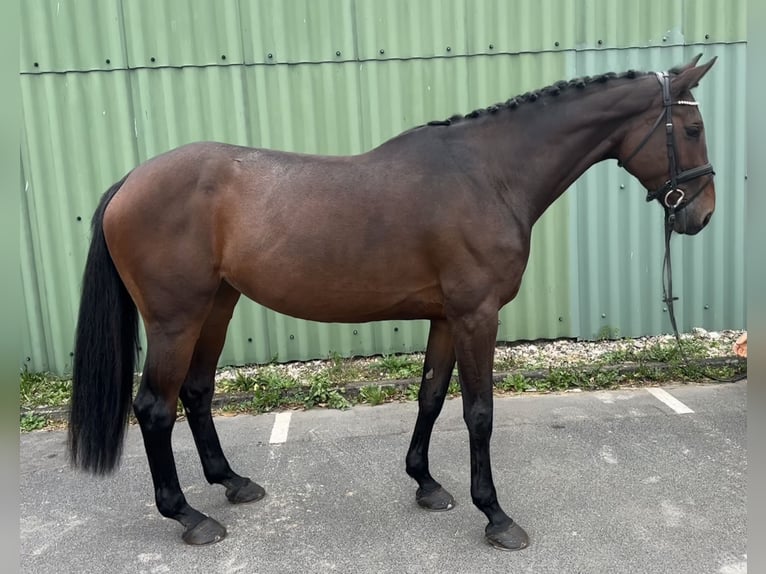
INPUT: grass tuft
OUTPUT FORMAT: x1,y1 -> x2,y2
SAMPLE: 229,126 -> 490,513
373,354 -> 422,379
358,385 -> 396,406
20,413 -> 47,432
20,368 -> 71,408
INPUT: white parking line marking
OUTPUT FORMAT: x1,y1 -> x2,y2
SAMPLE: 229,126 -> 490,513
646,388 -> 694,414
269,412 -> 292,444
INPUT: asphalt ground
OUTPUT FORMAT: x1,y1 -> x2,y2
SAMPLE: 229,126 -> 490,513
20,382 -> 746,574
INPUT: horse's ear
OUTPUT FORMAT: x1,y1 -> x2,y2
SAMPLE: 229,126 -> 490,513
671,56 -> 717,95
674,53 -> 704,74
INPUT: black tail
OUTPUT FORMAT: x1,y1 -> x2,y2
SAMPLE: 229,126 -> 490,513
69,173 -> 138,475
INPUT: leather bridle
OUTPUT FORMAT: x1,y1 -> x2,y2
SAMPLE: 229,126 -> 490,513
618,71 -> 715,219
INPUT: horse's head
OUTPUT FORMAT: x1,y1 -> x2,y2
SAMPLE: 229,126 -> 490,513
617,54 -> 717,235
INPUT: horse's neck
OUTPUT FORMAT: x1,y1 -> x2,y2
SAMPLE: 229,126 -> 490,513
464,79 -> 654,227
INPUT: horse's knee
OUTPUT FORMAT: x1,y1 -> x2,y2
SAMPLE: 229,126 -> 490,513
463,402 -> 494,437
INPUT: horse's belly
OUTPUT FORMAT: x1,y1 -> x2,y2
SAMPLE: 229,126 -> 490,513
225,264 -> 445,323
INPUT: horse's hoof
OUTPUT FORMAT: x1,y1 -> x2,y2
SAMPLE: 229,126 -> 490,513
225,478 -> 266,504
416,486 -> 455,511
182,517 -> 227,545
485,521 -> 529,551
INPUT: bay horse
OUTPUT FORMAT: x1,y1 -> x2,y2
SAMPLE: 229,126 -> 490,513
68,55 -> 717,550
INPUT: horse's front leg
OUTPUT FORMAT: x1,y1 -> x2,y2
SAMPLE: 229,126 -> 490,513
449,302 -> 530,551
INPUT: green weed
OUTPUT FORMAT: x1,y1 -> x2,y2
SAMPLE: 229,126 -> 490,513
20,369 -> 71,408
543,368 -> 585,391
600,339 -> 709,366
588,369 -> 619,389
499,373 -> 529,392
250,368 -> 297,412
218,371 -> 258,394
325,351 -> 363,383
404,383 -> 421,401
303,373 -> 351,410
599,349 -> 634,364
375,354 -> 422,379
20,413 -> 47,432
358,385 -> 396,406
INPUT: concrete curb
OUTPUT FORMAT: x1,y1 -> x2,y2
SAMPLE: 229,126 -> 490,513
22,355 -> 746,423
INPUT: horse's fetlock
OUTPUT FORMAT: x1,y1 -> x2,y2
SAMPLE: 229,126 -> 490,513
155,488 -> 187,518
406,455 -> 426,479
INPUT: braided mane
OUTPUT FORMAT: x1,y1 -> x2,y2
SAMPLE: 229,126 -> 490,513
427,69 -> 657,127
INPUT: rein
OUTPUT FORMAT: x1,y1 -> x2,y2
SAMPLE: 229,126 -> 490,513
660,219 -> 746,382
621,72 -> 745,383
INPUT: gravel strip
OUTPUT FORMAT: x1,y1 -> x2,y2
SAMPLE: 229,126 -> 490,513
214,328 -> 745,387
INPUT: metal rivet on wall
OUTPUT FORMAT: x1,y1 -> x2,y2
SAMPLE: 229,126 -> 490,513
336,50 -> 341,57
221,54 -> 227,60
150,57 -> 156,63
105,59 -> 111,64
267,53 -> 273,59
597,39 -> 603,45
446,46 -> 452,52
704,305 -> 710,310
488,44 -> 494,50
34,62 -> 39,67
289,334 -> 295,340
394,327 -> 399,332
247,337 -> 253,342
353,329 -> 358,335
705,34 -> 710,40
379,49 -> 385,55
554,41 -> 560,47
76,216 -> 82,221
601,313 -> 606,318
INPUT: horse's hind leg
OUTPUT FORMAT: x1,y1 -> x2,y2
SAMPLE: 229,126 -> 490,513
179,281 -> 265,505
133,316 -> 228,545
405,319 -> 457,511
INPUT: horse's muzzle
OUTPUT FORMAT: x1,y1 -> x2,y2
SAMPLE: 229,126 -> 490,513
672,208 -> 713,235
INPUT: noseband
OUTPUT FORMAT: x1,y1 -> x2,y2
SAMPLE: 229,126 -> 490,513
618,71 -> 715,219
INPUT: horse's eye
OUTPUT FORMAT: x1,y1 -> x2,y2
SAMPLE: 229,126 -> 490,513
685,126 -> 701,138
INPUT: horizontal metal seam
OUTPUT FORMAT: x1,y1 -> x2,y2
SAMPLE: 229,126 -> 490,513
20,41 -> 746,76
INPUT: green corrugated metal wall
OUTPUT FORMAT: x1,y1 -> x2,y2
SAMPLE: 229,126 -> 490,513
20,1 -> 746,375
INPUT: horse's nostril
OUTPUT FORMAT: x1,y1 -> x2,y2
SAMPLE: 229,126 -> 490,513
702,212 -> 712,227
